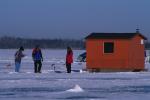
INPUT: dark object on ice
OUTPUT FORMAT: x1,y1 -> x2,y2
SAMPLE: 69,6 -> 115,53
55,71 -> 63,73
132,69 -> 143,72
51,64 -> 56,71
72,69 -> 80,72
77,52 -> 86,62
50,64 -> 64,73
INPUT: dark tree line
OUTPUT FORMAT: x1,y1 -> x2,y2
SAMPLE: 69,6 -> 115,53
0,36 -> 85,49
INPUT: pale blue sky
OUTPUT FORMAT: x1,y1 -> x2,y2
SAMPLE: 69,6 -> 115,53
0,0 -> 150,39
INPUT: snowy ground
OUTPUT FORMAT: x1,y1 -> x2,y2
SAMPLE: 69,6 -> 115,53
0,49 -> 150,100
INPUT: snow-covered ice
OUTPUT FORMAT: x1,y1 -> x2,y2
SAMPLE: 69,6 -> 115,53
66,84 -> 84,93
0,49 -> 150,100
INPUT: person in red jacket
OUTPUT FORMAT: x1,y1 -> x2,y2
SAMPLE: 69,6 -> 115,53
66,46 -> 73,73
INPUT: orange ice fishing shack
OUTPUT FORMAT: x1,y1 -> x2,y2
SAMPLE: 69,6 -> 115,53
85,32 -> 147,72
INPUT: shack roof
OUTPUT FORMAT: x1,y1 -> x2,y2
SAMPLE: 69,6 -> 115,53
85,33 -> 147,40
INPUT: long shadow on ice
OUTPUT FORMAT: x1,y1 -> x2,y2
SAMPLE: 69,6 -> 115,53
86,86 -> 150,93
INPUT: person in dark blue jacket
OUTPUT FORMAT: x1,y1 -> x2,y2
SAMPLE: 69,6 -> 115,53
32,45 -> 43,73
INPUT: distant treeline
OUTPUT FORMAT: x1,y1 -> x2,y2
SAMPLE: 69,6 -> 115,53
0,36 -> 85,49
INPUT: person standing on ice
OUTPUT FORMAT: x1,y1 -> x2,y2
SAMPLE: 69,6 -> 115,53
14,46 -> 25,72
66,46 -> 73,73
32,45 -> 43,73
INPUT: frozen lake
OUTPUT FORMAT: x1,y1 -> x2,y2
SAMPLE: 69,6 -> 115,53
0,49 -> 150,100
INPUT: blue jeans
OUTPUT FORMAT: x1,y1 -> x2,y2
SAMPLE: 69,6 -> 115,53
15,62 -> 21,72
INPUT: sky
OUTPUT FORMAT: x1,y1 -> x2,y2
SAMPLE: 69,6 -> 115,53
0,0 -> 150,39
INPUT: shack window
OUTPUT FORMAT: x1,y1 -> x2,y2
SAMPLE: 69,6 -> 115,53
104,42 -> 114,53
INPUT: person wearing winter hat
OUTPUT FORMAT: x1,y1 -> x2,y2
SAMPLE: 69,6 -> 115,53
32,45 -> 43,73
66,46 -> 73,73
14,46 -> 25,72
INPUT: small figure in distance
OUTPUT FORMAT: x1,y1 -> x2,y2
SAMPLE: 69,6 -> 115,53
66,46 -> 73,73
14,46 -> 25,72
32,45 -> 43,73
